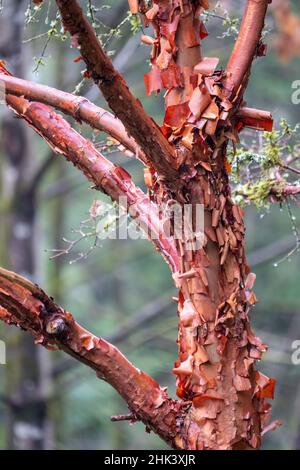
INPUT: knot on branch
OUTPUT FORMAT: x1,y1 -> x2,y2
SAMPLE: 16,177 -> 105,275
45,315 -> 69,340
39,304 -> 70,341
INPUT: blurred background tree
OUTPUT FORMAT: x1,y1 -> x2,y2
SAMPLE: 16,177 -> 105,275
0,0 -> 300,449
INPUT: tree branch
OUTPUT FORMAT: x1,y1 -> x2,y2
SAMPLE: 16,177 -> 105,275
55,0 -> 178,180
236,106 -> 273,131
0,267 -> 180,446
52,291 -> 174,378
235,182 -> 300,205
282,165 -> 300,176
225,0 -> 270,100
0,73 -> 147,164
0,72 -> 179,271
283,185 -> 300,196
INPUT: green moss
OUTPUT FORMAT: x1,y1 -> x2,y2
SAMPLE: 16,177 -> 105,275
234,178 -> 287,209
228,119 -> 300,207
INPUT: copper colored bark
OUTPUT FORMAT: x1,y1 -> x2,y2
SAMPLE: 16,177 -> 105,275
0,75 -> 146,162
55,0 -> 178,180
0,74 -> 146,163
225,0 -> 270,100
0,267 -> 179,446
0,67 -> 179,272
141,0 -> 274,450
0,0 -> 278,451
236,107 -> 273,132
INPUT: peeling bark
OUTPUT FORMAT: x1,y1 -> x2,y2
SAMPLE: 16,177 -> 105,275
141,0 -> 274,450
0,65 -> 179,272
0,0 -> 277,451
0,74 -> 146,163
56,0 -> 178,180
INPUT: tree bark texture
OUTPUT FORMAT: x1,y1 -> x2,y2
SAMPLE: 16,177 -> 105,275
135,0 -> 274,450
0,0 -> 277,450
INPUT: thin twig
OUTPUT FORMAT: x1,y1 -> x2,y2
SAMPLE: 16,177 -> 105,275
282,164 -> 300,176
111,413 -> 137,422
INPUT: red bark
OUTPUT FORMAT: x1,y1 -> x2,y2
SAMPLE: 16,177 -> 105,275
55,0 -> 178,180
0,63 -> 179,272
0,74 -> 146,163
0,0 -> 279,451
236,107 -> 273,132
0,267 -> 179,446
141,0 -> 274,450
225,0 -> 271,101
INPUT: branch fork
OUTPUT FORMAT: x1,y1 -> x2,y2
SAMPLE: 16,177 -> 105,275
0,0 -> 281,450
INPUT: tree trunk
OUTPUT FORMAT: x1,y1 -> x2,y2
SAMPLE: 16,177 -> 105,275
173,154 -> 267,449
145,1 -> 273,450
0,0 -> 276,450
